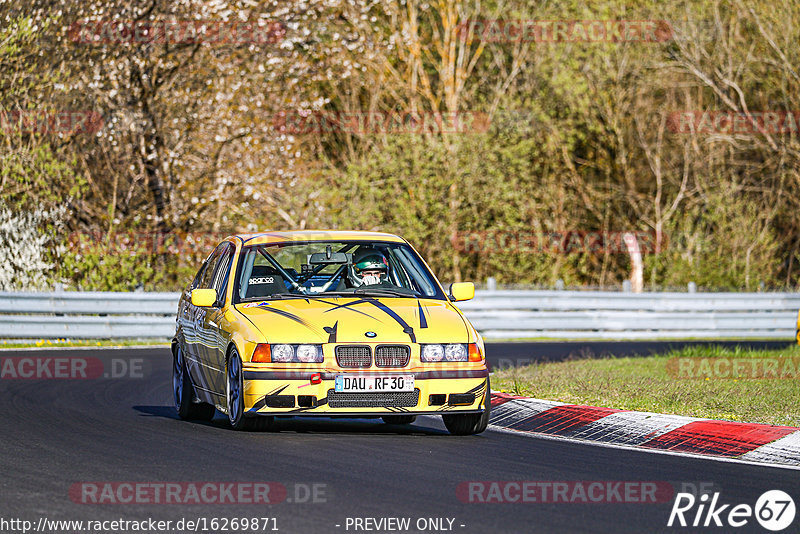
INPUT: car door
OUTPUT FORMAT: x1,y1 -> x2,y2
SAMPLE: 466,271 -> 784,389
179,260 -> 208,364
186,243 -> 226,399
203,242 -> 235,397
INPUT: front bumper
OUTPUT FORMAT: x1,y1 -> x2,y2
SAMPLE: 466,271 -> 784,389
241,368 -> 489,415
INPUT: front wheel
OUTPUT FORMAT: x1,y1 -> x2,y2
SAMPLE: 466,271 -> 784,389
442,379 -> 491,436
226,348 -> 273,431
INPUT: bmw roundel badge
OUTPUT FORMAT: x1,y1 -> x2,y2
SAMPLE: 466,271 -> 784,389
365,331 -> 377,338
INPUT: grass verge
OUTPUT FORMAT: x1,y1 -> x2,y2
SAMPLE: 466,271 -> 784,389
492,344 -> 800,427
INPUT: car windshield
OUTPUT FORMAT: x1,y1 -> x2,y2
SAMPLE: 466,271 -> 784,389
233,240 -> 446,302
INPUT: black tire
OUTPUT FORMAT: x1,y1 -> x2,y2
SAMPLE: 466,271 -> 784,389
226,348 -> 274,431
442,379 -> 491,436
381,415 -> 417,425
173,344 -> 216,421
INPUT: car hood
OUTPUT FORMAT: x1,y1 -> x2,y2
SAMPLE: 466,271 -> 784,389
234,297 -> 470,344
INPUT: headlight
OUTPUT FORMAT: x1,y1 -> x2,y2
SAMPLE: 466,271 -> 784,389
421,344 -> 444,362
296,344 -> 322,363
263,344 -> 323,363
271,344 -> 295,362
444,343 -> 468,362
421,343 -> 469,362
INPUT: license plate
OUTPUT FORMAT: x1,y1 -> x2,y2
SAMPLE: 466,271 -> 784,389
334,374 -> 415,393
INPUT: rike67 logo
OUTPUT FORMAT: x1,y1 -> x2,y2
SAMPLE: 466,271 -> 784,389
668,490 -> 795,531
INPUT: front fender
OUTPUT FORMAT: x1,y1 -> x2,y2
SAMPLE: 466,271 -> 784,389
225,307 -> 263,363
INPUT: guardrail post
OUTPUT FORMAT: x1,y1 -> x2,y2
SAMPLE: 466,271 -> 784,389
486,277 -> 497,291
622,280 -> 632,292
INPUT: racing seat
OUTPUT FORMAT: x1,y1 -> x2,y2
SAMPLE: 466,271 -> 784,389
244,265 -> 286,298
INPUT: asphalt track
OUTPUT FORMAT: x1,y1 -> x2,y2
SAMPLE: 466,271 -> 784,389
1,344 -> 798,534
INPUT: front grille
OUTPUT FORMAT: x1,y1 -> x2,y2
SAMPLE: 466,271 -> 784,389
327,389 -> 420,408
335,345 -> 371,368
375,345 -> 410,367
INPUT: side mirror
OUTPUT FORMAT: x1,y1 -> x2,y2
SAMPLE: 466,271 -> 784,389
449,282 -> 475,302
191,288 -> 217,307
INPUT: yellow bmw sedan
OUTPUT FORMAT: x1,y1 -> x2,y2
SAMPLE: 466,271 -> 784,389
173,230 -> 490,434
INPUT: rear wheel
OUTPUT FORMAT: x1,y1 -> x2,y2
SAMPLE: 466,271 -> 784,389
381,415 -> 417,425
226,348 -> 273,431
442,379 -> 491,436
173,344 -> 215,421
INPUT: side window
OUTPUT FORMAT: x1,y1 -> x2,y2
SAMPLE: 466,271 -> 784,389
191,261 -> 207,289
211,245 -> 235,302
198,244 -> 226,289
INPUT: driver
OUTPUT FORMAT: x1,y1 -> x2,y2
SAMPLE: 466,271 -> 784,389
349,248 -> 392,287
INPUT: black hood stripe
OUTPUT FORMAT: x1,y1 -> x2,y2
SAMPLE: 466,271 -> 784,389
251,305 -> 326,337
320,297 -> 418,340
360,297 -> 416,343
323,321 -> 338,343
318,299 -> 380,320
251,305 -> 311,326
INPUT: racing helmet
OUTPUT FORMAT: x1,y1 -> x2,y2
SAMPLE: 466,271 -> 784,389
348,248 -> 389,287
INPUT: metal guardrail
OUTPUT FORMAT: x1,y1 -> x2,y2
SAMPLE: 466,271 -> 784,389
0,290 -> 797,340
0,291 -> 180,339
457,291 -> 800,339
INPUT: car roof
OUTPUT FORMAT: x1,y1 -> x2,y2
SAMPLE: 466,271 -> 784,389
232,230 -> 406,246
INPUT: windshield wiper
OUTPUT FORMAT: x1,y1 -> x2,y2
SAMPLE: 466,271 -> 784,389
238,293 -> 310,303
352,287 -> 415,298
312,291 -> 358,297
302,289 -> 413,298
